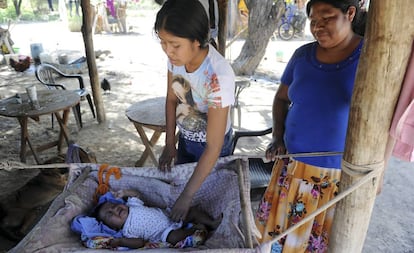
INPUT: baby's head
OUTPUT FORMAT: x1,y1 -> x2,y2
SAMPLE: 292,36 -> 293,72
94,201 -> 129,230
92,192 -> 129,230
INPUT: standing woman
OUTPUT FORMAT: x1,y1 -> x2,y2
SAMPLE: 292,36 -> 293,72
154,0 -> 235,222
255,0 -> 365,252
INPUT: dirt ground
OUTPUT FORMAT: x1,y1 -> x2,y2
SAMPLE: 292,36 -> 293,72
0,9 -> 287,167
0,9 -> 413,252
0,10 -> 281,251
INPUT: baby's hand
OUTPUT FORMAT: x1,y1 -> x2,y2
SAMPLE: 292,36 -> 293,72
109,237 -> 121,248
113,189 -> 140,199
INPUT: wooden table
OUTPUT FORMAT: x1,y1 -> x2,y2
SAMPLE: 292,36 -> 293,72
0,89 -> 80,164
126,97 -> 166,167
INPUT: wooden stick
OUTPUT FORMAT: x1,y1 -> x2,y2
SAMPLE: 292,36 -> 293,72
237,158 -> 254,248
226,26 -> 248,49
238,151 -> 343,161
1,163 -> 70,170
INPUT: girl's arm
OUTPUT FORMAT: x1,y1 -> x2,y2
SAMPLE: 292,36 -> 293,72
169,106 -> 228,221
159,70 -> 179,171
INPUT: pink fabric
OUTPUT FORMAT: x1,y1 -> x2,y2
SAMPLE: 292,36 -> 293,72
389,45 -> 414,162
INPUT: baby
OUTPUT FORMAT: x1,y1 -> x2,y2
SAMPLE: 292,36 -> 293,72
92,189 -> 220,249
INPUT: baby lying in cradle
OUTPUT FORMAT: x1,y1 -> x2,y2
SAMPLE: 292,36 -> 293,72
72,189 -> 221,250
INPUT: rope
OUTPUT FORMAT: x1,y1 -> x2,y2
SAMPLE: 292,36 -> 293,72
94,164 -> 109,202
341,159 -> 384,177
93,164 -> 121,203
239,151 -> 343,160
276,151 -> 343,159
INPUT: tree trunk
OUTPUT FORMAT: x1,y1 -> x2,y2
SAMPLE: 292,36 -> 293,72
12,0 -> 22,16
231,0 -> 284,76
217,0 -> 228,56
81,0 -> 106,123
226,0 -> 240,38
329,1 -> 414,252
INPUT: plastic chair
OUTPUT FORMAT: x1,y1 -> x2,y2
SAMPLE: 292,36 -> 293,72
231,79 -> 251,129
35,63 -> 96,129
231,127 -> 274,189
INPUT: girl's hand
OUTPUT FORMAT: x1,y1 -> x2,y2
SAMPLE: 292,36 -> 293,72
169,194 -> 192,222
158,144 -> 177,172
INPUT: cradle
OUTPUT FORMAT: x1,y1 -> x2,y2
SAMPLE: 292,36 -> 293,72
9,156 -> 266,253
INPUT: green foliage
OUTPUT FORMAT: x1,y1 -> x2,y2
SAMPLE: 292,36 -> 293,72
0,2 -> 17,23
31,0 -> 50,15
18,10 -> 36,21
0,0 -> 59,23
0,0 -> 161,25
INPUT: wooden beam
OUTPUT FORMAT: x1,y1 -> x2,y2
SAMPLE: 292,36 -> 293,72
329,0 -> 414,252
80,0 -> 106,123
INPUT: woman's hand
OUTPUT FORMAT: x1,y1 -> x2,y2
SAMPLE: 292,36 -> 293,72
158,144 -> 177,172
265,138 -> 286,161
169,194 -> 192,222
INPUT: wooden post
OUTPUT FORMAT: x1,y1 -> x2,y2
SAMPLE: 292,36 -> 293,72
80,0 -> 106,123
217,0 -> 228,56
329,1 -> 414,252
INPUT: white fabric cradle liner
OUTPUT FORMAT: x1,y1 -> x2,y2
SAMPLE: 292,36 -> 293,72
10,156 -> 270,253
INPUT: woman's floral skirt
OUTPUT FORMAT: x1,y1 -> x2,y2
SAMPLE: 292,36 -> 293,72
255,158 -> 341,253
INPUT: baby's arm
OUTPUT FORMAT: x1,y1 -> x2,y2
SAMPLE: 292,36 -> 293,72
109,237 -> 147,249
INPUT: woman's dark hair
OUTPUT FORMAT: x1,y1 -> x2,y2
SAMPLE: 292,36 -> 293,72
154,0 -> 210,48
306,0 -> 367,36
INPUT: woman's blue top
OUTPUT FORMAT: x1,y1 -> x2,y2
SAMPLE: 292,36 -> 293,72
281,40 -> 363,169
